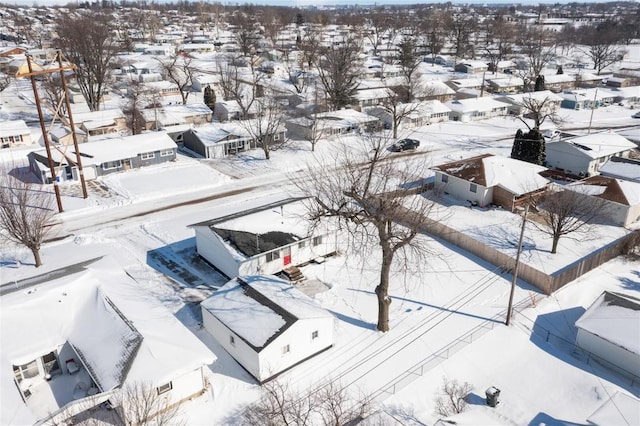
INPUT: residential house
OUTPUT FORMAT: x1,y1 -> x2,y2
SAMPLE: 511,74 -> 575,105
559,88 -> 614,110
141,103 -> 212,131
454,60 -> 488,74
189,198 -> 338,278
28,132 -> 177,183
354,87 -> 390,109
575,291 -> 640,378
0,120 -> 32,148
72,109 -> 128,137
488,60 -> 516,74
603,86 -> 640,107
201,275 -> 334,383
498,90 -> 563,116
576,72 -> 604,88
599,157 -> 640,182
0,257 -> 215,426
182,120 -> 285,159
487,77 -> 525,94
285,109 -> 379,140
368,100 -> 451,130
445,97 -> 509,122
49,125 -> 88,146
433,153 -> 549,210
565,176 -> 640,227
445,78 -> 486,93
214,100 -> 260,122
417,80 -> 456,103
542,74 -> 576,92
545,133 -> 636,176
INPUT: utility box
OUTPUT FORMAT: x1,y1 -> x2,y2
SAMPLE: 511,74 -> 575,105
485,386 -> 500,407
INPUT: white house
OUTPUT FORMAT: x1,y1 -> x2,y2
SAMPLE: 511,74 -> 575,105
498,90 -> 563,116
285,109 -> 379,140
445,97 -> 509,122
565,176 -> 640,227
575,291 -> 640,378
545,133 -> 637,177
0,120 -> 33,148
201,275 -> 334,383
599,157 -> 640,182
368,100 -> 451,130
72,109 -> 128,137
190,198 -> 338,278
28,132 -> 177,183
433,154 -> 549,210
0,257 -> 215,426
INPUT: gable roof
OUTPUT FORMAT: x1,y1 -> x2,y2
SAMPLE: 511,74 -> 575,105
446,97 -> 508,113
434,154 -> 549,194
0,120 -> 30,138
599,156 -> 640,182
550,133 -> 637,159
201,275 -> 332,352
575,291 -> 640,355
568,175 -> 640,206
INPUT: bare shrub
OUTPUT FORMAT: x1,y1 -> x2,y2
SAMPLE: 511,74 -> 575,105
433,378 -> 472,417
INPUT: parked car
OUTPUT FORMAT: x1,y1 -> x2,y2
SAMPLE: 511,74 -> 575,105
542,129 -> 561,140
633,112 -> 640,119
391,138 -> 420,152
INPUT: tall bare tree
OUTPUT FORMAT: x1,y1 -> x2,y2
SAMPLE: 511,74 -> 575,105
578,21 -> 627,75
444,12 -> 476,60
157,54 -> 198,105
241,90 -> 286,160
294,134 -> 439,332
55,11 -> 119,111
316,36 -> 362,110
381,89 -> 420,139
0,166 -> 58,267
517,26 -> 556,87
484,16 -> 515,73
216,55 -> 263,119
531,187 -> 607,254
512,94 -> 563,130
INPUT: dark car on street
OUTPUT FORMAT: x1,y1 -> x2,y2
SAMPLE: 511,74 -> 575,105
391,138 -> 420,152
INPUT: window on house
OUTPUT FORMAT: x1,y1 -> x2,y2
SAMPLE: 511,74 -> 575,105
157,382 -> 173,395
230,335 -> 235,346
102,161 -> 122,170
312,236 -> 322,246
311,330 -> 319,340
140,152 -> 155,160
470,183 -> 477,193
282,344 -> 290,355
441,174 -> 448,183
298,241 -> 306,249
160,149 -> 174,157
266,251 -> 280,262
274,133 -> 280,141
13,360 -> 39,382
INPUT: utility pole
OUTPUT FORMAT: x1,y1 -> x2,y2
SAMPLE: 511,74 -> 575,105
506,203 -> 529,326
587,87 -> 598,135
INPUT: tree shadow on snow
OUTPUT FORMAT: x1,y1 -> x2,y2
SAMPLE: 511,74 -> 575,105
327,309 -> 375,330
465,391 -> 486,406
619,270 -> 640,292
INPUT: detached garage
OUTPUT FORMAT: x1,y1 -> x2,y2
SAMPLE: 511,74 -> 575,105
575,291 -> 640,378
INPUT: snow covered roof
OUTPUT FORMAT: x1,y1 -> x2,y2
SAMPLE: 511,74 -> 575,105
1,257 -> 215,419
30,132 -> 177,166
575,291 -> 640,355
190,198 -> 311,258
72,109 -> 125,130
599,157 -> 640,182
446,97 -> 509,113
434,154 -> 549,194
0,119 -> 29,138
201,275 -> 332,351
553,133 -> 637,159
141,103 -> 212,126
587,391 -> 640,426
502,90 -> 563,104
568,175 -> 640,206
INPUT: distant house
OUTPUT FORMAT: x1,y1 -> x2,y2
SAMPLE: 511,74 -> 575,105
0,258 -> 215,426
576,72 -> 604,88
433,154 -> 549,210
189,198 -> 338,278
565,176 -> 640,227
498,90 -> 563,116
454,60 -> 488,74
0,120 -> 32,148
487,77 -> 525,94
49,125 -> 88,146
354,87 -> 390,109
575,291 -> 640,378
445,97 -> 508,122
285,109 -> 379,140
445,78 -> 486,93
417,80 -> 456,102
182,120 -> 285,159
201,275 -> 334,383
368,100 -> 451,130
140,103 -> 212,131
28,132 -> 177,183
542,74 -> 576,92
545,133 -> 636,177
602,86 -> 640,107
214,99 -> 260,122
599,157 -> 640,182
72,109 -> 128,137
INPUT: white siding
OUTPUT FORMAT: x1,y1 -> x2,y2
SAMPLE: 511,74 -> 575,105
576,329 -> 640,377
194,227 -> 241,278
434,172 -> 493,207
546,142 -> 595,175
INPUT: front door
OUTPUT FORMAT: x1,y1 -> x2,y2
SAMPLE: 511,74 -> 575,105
283,247 -> 291,266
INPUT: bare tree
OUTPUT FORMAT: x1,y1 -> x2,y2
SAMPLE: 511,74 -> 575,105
531,187 -> 607,254
396,33 -> 423,103
0,165 -> 58,267
317,36 -> 362,110
512,95 -> 563,131
294,134 -> 439,332
55,11 -> 119,111
484,16 -> 515,73
122,81 -> 159,135
444,12 -> 476,61
381,89 -> 420,139
217,55 -> 263,119
157,54 -> 198,105
0,72 -> 14,93
241,378 -> 372,426
578,21 -> 627,75
241,90 -> 286,160
229,11 -> 260,57
114,381 -> 185,426
434,378 -> 472,417
517,26 -> 556,88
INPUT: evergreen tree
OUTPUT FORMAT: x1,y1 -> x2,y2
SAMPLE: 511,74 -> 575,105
511,128 -> 546,165
203,84 -> 216,113
534,74 -> 546,91
556,65 -> 563,75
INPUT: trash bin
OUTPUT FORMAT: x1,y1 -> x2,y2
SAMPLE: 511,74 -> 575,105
485,386 -> 500,407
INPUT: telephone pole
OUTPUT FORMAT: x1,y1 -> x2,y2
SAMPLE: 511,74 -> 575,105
506,203 -> 529,326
